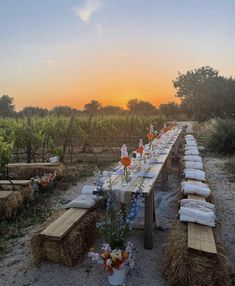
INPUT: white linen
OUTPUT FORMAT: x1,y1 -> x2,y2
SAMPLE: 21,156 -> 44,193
81,185 -> 96,195
185,161 -> 203,170
179,206 -> 215,227
184,169 -> 206,181
185,149 -> 199,156
185,142 -> 197,147
181,181 -> 211,197
185,146 -> 199,152
65,194 -> 96,209
180,199 -> 215,212
184,155 -> 202,162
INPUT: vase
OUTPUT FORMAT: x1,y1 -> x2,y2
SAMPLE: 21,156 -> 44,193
107,265 -> 128,285
121,167 -> 129,186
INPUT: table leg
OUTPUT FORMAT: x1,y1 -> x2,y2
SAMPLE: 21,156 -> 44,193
167,156 -> 171,173
161,161 -> 168,181
144,189 -> 154,249
174,136 -> 180,161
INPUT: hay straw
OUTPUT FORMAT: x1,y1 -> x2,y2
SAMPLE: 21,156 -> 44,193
163,221 -> 231,286
31,210 -> 98,266
14,191 -> 23,207
9,164 -> 64,179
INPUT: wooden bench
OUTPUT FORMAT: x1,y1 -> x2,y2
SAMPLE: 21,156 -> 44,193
0,180 -> 33,201
31,207 -> 98,266
187,194 -> 217,254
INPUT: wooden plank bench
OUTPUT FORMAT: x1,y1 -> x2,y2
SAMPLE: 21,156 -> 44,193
40,208 -> 88,240
0,180 -> 33,201
187,194 -> 217,254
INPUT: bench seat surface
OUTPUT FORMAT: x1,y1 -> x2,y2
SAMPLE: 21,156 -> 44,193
40,208 -> 88,240
187,194 -> 217,254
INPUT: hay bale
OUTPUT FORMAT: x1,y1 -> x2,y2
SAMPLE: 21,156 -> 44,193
8,163 -> 64,179
14,191 -> 23,207
163,221 -> 231,286
31,210 -> 98,266
4,193 -> 19,218
20,185 -> 33,200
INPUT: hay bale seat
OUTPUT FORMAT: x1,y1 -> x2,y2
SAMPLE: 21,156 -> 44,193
31,207 -> 98,266
0,190 -> 18,219
7,162 -> 64,179
163,221 -> 231,286
0,180 -> 33,201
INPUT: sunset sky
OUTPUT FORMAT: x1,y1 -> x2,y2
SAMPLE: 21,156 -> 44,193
0,0 -> 235,110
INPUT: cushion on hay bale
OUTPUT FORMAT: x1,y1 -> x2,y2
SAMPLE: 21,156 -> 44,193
31,209 -> 98,266
163,221 -> 231,286
183,155 -> 202,162
181,181 -> 211,198
184,169 -> 206,181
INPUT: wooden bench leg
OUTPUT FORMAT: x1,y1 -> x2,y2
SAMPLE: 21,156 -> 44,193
144,189 -> 154,249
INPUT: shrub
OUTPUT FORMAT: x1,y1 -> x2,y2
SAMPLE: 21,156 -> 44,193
204,119 -> 235,154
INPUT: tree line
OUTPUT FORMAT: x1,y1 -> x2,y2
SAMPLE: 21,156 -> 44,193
1,66 -> 234,121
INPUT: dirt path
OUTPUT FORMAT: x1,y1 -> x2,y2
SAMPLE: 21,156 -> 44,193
1,155 -> 234,286
0,164 -> 181,286
204,156 -> 235,274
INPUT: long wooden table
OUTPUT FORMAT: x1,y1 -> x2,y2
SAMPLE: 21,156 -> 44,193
106,127 -> 183,249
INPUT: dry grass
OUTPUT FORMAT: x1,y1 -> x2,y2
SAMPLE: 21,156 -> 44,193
163,221 -> 231,286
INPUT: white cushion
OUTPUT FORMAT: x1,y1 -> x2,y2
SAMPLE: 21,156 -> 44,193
184,155 -> 202,162
185,149 -> 199,156
181,181 -> 211,197
184,169 -> 206,181
185,161 -> 203,170
179,207 -> 215,227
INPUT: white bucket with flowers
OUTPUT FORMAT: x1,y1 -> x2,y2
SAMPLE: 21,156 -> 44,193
88,242 -> 134,286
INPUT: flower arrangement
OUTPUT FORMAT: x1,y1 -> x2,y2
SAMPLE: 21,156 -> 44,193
147,124 -> 154,150
88,241 -> 135,274
136,138 -> 144,159
88,174 -> 139,284
32,172 -> 57,191
120,144 -> 131,185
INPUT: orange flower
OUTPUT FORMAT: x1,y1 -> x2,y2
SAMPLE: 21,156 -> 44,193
136,146 -> 144,154
147,133 -> 154,141
121,156 -> 131,167
163,126 -> 169,133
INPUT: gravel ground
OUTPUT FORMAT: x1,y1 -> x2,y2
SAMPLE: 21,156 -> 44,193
0,155 -> 234,286
204,156 -> 235,274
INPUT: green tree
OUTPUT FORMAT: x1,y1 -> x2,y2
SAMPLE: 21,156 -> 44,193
84,100 -> 101,115
20,106 -> 49,117
0,95 -> 15,117
159,102 -> 179,119
51,106 -> 77,116
100,105 -> 125,115
127,98 -> 157,115
173,66 -> 235,121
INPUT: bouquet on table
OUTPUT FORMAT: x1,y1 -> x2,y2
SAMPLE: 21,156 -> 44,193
146,124 -> 154,151
120,144 -> 131,185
